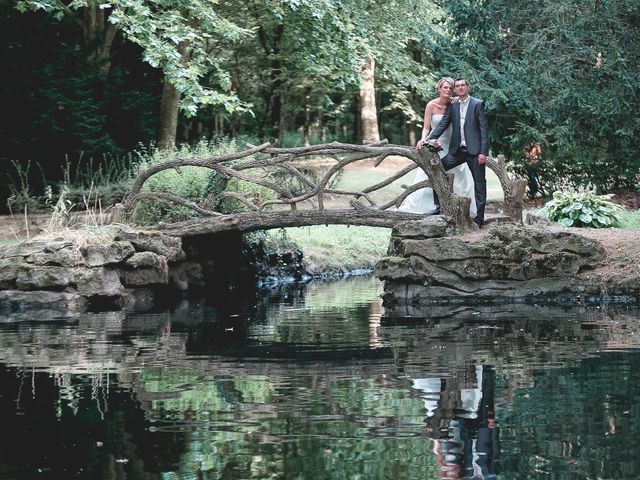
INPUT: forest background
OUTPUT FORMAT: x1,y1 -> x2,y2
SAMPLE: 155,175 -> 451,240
1,0 -> 639,214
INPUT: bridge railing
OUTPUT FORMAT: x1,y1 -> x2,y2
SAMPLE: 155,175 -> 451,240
122,140 -> 526,234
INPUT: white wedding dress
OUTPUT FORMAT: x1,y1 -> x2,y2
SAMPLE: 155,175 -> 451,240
399,114 -> 477,217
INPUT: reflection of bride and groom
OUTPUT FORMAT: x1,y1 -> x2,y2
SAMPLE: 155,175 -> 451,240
400,77 -> 490,228
413,364 -> 500,479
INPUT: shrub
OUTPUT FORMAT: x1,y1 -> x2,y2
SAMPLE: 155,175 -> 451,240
540,190 -> 624,228
133,138 -> 242,223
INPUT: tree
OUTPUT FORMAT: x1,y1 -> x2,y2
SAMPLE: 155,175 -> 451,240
209,0 -> 440,145
16,0 -> 119,75
16,0 -> 251,148
0,3 -> 160,188
432,0 -> 640,192
359,56 -> 380,142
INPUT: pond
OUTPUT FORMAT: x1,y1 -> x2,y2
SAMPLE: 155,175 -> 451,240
1,276 -> 640,479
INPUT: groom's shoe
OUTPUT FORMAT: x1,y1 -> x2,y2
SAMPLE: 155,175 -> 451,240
473,218 -> 484,229
432,207 -> 441,215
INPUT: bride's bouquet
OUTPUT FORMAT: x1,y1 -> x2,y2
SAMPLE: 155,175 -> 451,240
424,139 -> 443,153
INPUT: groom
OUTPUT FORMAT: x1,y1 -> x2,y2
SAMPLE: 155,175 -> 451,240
426,77 -> 490,227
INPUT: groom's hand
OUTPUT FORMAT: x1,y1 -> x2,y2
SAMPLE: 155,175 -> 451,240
478,154 -> 487,165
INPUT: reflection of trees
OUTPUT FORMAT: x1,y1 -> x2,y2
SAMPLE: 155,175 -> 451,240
1,295 -> 640,478
381,304 -> 640,380
247,276 -> 382,347
500,351 -> 640,479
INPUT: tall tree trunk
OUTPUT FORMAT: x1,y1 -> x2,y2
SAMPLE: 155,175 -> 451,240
303,86 -> 312,146
359,57 -> 380,142
81,5 -> 118,75
157,81 -> 181,150
157,41 -> 189,150
318,111 -> 326,142
269,24 -> 285,144
270,82 -> 282,143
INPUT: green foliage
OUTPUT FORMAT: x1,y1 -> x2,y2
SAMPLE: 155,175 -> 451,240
6,161 -> 42,213
433,0 -> 640,193
133,138 -> 241,223
540,190 -> 624,228
213,175 -> 278,215
1,0 -> 159,210
10,0 -> 640,211
6,153 -> 137,213
16,0 -> 251,115
58,154 -> 139,208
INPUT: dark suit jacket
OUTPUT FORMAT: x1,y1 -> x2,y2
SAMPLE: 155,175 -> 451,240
427,96 -> 490,156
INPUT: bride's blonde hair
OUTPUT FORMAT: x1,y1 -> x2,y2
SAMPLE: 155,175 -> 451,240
436,77 -> 455,93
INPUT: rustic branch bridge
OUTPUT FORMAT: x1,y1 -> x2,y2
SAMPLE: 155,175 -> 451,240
122,140 -> 527,237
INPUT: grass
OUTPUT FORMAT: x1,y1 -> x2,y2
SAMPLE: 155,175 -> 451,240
0,239 -> 21,247
280,225 -> 392,274
619,210 -> 640,229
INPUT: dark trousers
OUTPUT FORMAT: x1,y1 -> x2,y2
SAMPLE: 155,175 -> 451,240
434,147 -> 487,225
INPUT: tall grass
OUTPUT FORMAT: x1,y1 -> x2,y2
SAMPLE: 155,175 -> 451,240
6,153 -> 138,213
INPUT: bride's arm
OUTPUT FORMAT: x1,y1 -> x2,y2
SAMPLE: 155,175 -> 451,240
416,103 -> 435,149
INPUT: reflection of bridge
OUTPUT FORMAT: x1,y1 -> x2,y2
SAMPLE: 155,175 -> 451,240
122,141 -> 527,237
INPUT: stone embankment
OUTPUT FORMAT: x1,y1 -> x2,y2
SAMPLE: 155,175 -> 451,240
0,229 -> 205,320
376,217 -> 640,315
0,226 -> 308,320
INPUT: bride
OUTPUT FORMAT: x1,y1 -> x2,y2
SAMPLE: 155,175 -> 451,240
399,77 -> 477,216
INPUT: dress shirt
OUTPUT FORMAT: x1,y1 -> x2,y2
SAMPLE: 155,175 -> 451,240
459,96 -> 471,148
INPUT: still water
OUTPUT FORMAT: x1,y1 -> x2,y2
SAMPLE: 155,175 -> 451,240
1,277 -> 640,479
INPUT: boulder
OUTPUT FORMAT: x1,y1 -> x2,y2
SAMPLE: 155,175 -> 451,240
73,267 -> 124,297
0,227 -> 199,317
125,251 -> 166,269
120,287 -> 158,312
169,261 -> 205,291
26,244 -> 84,267
114,229 -> 186,262
387,217 -> 456,255
392,216 -> 454,239
1,240 -> 50,258
376,224 -> 608,307
81,241 -> 136,267
16,265 -> 72,290
119,251 -> 169,286
0,257 -> 25,289
119,267 -> 169,287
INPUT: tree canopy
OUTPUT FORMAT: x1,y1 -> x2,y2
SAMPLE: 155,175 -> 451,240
1,0 -> 639,208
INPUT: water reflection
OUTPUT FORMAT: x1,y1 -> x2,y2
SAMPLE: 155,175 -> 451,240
414,365 -> 500,479
0,277 -> 639,479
